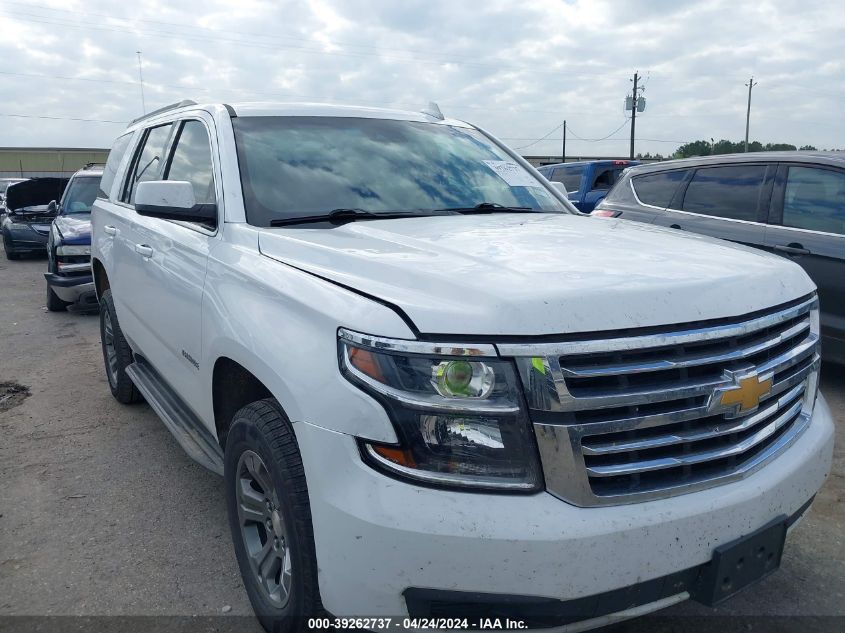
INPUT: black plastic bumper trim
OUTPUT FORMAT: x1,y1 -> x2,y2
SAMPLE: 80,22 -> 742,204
44,273 -> 94,288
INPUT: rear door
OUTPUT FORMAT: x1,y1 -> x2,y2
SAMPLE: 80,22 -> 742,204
652,163 -> 773,250
91,130 -> 139,335
765,163 -> 845,359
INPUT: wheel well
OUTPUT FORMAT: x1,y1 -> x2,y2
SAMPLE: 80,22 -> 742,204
92,258 -> 110,299
212,358 -> 273,448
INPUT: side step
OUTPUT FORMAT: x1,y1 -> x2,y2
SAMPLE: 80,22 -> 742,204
125,359 -> 224,476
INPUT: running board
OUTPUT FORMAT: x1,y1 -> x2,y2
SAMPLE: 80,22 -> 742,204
125,360 -> 224,476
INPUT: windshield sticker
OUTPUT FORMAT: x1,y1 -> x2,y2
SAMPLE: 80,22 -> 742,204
482,160 -> 538,187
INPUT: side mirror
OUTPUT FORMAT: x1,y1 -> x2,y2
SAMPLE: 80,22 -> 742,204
47,200 -> 58,214
551,182 -> 568,193
135,181 -> 216,223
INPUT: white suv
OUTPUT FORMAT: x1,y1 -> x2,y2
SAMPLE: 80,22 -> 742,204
91,100 -> 833,631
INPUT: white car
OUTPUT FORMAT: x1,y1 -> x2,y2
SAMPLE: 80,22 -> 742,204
91,100 -> 833,632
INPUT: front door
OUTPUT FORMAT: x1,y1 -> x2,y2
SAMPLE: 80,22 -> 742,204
765,164 -> 845,361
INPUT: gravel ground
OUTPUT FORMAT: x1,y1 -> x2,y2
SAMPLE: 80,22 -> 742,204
0,248 -> 842,632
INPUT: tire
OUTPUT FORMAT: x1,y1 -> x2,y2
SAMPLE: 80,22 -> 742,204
4,235 -> 19,260
98,288 -> 141,404
46,285 -> 70,312
225,399 -> 323,633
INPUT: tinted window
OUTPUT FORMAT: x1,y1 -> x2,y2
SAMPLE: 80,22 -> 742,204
632,170 -> 689,207
682,165 -> 766,221
165,120 -> 216,205
98,132 -> 133,199
782,166 -> 845,236
62,176 -> 100,214
123,124 -> 173,204
233,116 -> 565,227
550,165 -> 585,192
591,167 -> 624,190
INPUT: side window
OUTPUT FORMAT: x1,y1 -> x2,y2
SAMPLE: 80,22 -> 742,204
165,120 -> 217,207
631,170 -> 689,208
591,167 -> 623,191
782,166 -> 845,236
122,123 -> 174,204
550,166 -> 585,192
98,132 -> 134,199
681,164 -> 766,221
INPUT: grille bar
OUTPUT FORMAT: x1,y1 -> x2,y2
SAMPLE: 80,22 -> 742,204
585,398 -> 803,477
560,319 -> 810,378
581,383 -> 805,456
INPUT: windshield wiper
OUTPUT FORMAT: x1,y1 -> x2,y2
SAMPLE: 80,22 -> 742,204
434,202 -> 534,214
269,208 -> 444,227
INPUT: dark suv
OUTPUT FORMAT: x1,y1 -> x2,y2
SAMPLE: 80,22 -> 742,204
594,152 -> 845,364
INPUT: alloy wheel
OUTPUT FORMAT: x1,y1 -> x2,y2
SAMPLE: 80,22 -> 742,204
236,450 -> 293,608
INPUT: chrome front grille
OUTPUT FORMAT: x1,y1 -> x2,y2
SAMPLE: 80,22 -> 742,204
505,295 -> 821,506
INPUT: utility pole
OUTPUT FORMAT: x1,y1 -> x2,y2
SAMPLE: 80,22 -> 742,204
136,51 -> 146,115
562,120 -> 566,163
629,72 -> 638,160
744,76 -> 757,152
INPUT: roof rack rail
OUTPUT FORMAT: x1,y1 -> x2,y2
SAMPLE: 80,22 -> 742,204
127,100 -> 197,128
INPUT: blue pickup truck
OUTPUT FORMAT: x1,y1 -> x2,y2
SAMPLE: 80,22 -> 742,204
537,159 -> 639,213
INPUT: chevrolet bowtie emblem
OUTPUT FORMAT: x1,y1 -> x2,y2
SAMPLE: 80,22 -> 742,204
711,369 -> 773,415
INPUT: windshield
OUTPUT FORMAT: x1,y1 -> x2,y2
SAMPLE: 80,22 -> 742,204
233,116 -> 566,227
61,176 -> 100,214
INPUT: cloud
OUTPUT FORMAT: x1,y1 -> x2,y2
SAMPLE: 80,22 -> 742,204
0,0 -> 842,155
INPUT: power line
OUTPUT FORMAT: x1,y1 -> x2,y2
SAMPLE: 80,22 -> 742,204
566,119 -> 630,142
0,113 -> 126,123
512,123 -> 563,150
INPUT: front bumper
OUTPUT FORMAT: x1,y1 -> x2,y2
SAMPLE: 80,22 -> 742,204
294,393 -> 834,621
44,272 -> 97,307
5,228 -> 48,253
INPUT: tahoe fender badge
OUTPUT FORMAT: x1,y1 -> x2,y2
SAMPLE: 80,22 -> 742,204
181,350 -> 200,370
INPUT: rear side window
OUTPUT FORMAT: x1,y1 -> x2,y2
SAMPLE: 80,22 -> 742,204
591,167 -> 624,191
681,165 -> 766,221
165,120 -> 216,205
98,132 -> 134,199
122,123 -> 174,204
550,165 -> 585,192
631,170 -> 689,207
782,166 -> 845,236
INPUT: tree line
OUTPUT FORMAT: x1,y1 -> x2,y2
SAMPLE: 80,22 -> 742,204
670,139 -> 835,159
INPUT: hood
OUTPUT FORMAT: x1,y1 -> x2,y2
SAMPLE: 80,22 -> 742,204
257,213 -> 815,337
5,178 -> 68,212
54,214 -> 92,245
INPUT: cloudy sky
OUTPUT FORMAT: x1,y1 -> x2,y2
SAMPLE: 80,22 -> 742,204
0,0 -> 843,156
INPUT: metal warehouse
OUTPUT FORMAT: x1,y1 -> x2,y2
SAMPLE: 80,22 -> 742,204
0,147 -> 109,178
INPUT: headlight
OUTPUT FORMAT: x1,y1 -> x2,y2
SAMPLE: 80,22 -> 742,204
339,329 -> 542,492
56,245 -> 90,256
9,222 -> 30,230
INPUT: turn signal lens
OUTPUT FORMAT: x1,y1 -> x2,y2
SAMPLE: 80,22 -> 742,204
591,209 -> 621,218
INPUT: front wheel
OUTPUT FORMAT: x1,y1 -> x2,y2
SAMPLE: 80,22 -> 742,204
225,399 -> 323,632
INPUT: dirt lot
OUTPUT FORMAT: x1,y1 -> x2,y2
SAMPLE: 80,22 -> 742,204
0,248 -> 842,632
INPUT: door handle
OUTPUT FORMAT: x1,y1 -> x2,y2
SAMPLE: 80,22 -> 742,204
103,225 -> 118,236
669,224 -> 682,229
773,243 -> 810,256
134,244 -> 154,258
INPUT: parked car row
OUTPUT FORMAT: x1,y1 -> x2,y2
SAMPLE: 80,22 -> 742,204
84,100 -> 832,632
591,152 -> 845,365
537,159 -> 639,212
1,165 -> 100,312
